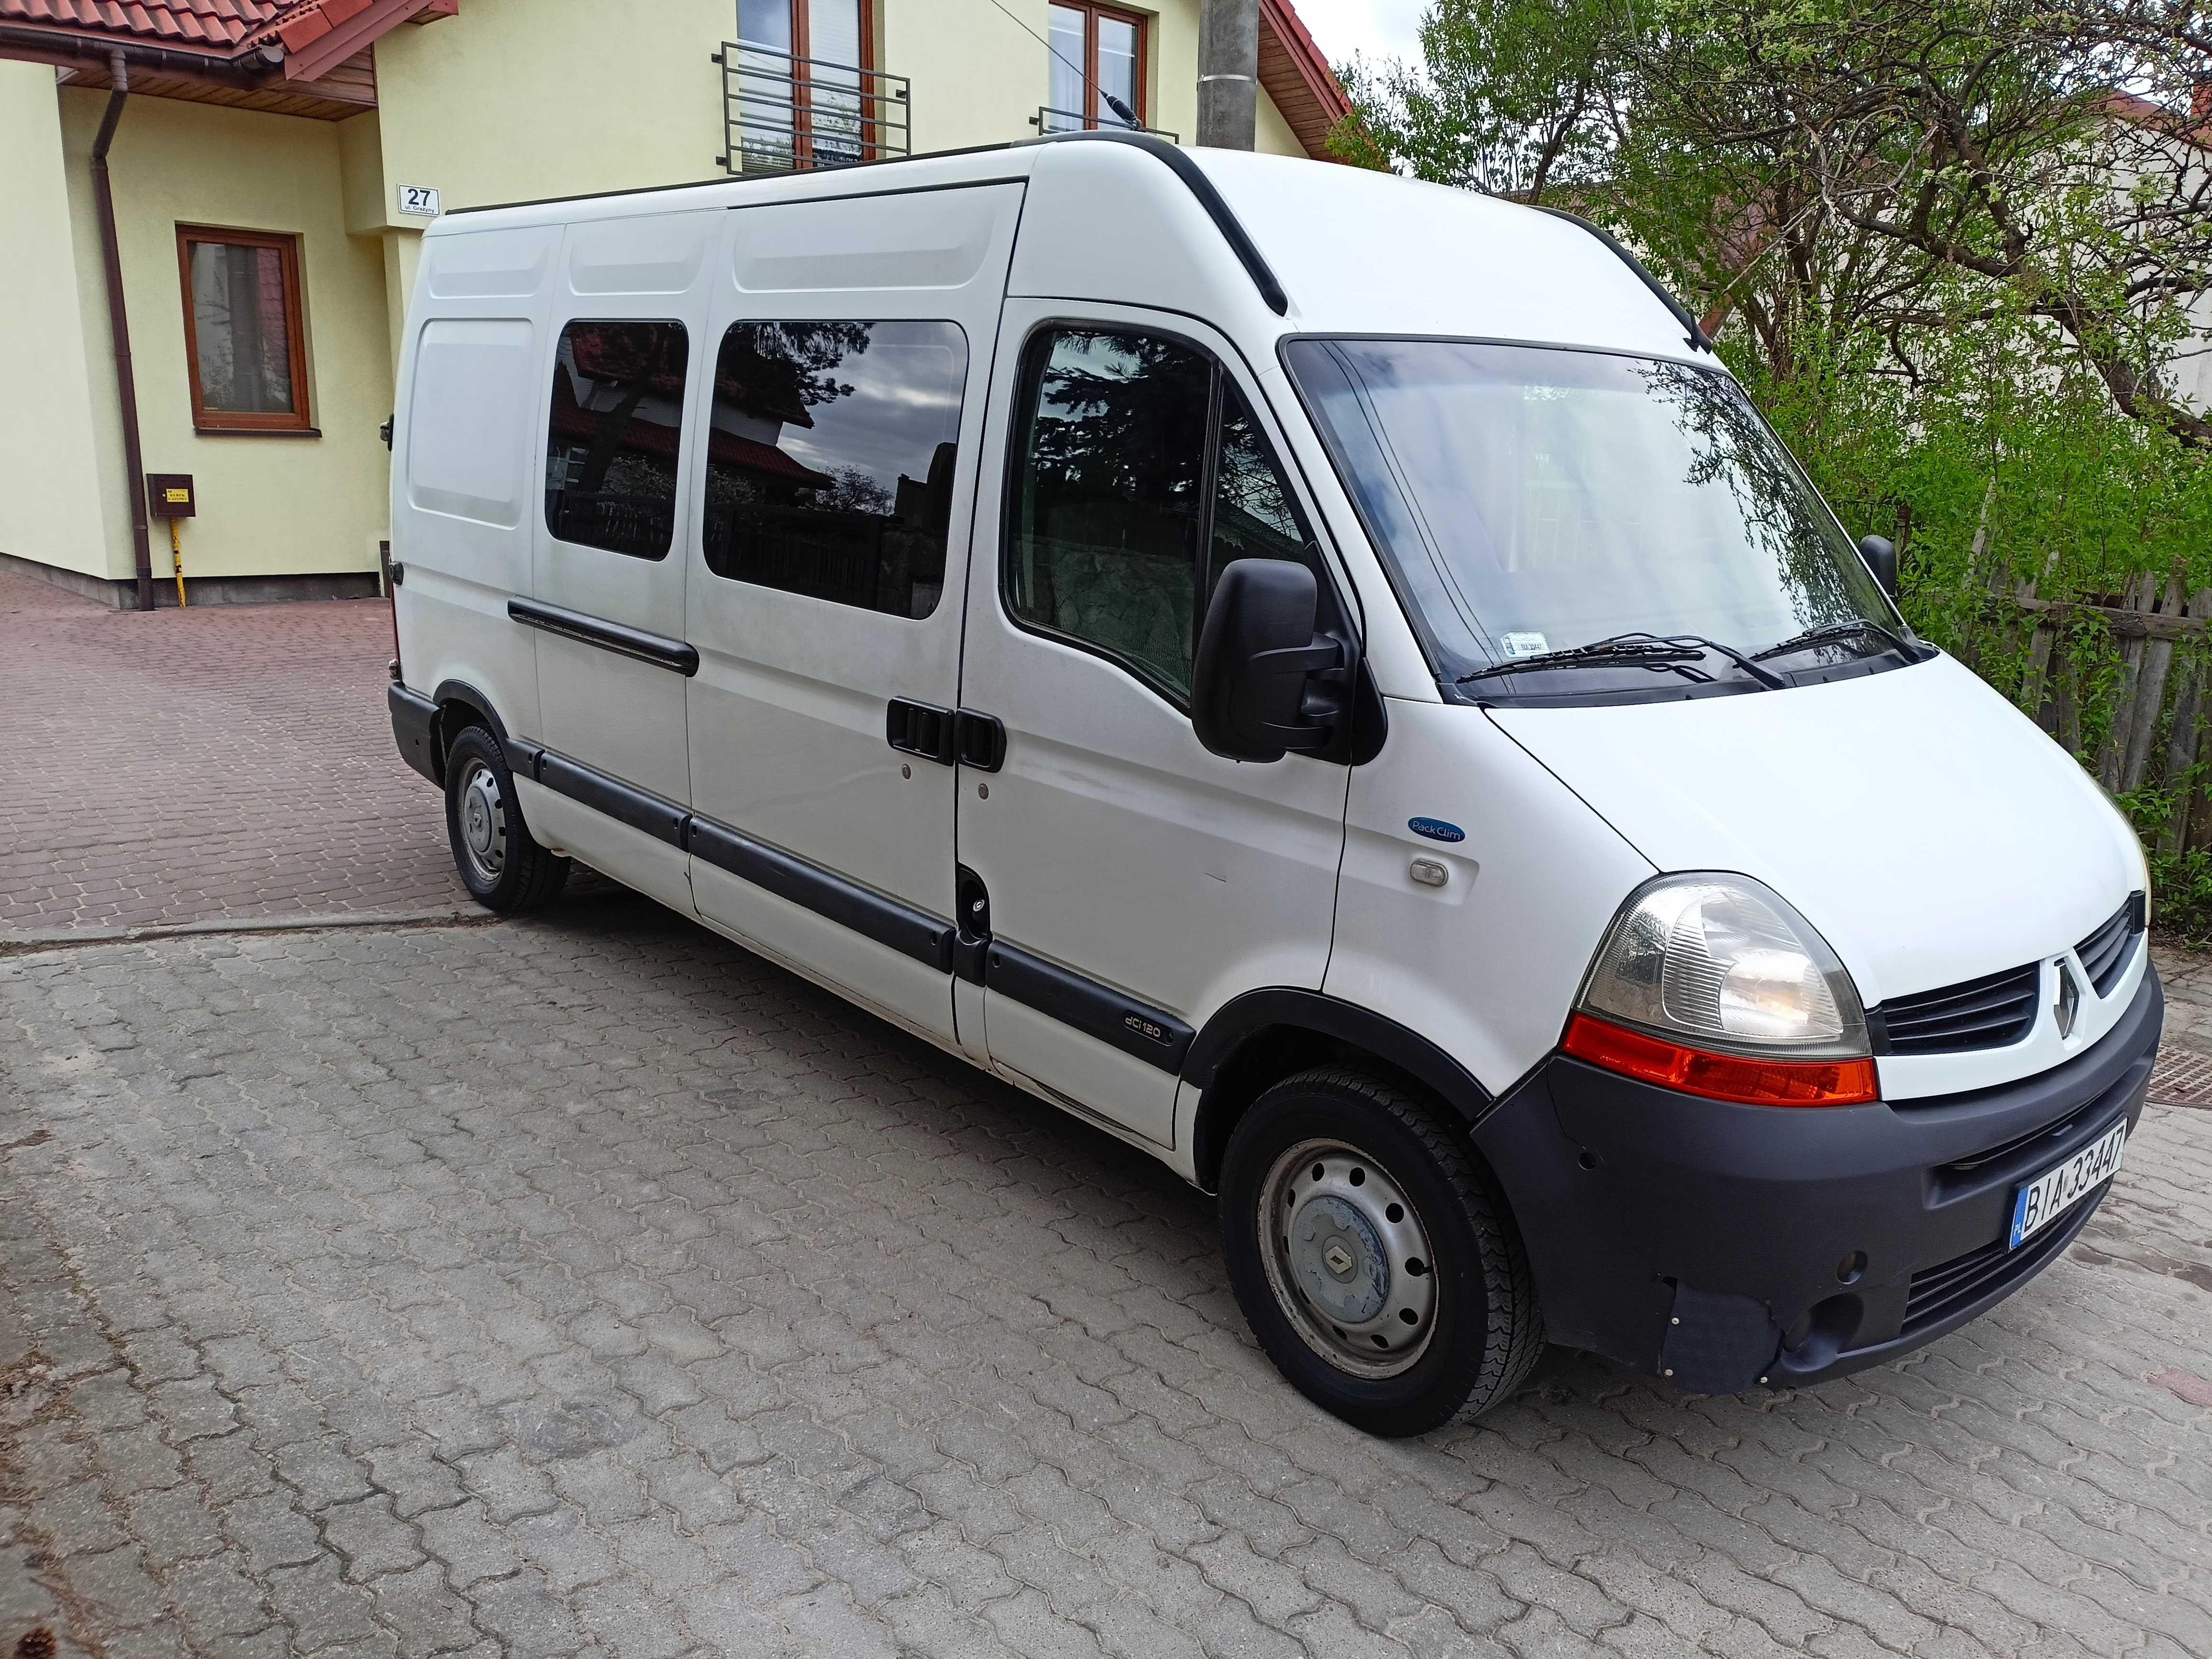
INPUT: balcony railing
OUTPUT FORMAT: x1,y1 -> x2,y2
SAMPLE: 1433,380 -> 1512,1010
1032,106 -> 1178,143
715,40 -> 910,175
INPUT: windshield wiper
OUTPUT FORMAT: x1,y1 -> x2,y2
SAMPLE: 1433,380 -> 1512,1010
1459,631 -> 1785,690
1750,618 -> 1915,664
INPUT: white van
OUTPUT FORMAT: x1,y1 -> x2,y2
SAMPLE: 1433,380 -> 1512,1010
387,132 -> 2159,1436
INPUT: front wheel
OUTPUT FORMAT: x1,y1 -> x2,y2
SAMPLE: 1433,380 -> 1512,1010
443,725 -> 569,914
1220,1068 -> 1543,1436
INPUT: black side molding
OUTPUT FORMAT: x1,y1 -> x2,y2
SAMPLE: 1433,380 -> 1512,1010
537,752 -> 687,845
1025,129 -> 1290,316
1530,205 -> 1713,354
509,598 -> 699,677
387,683 -> 441,787
689,818 -> 955,973
984,940 -> 1194,1072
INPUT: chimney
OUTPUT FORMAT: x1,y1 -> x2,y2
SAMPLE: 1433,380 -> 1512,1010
2193,78 -> 2212,125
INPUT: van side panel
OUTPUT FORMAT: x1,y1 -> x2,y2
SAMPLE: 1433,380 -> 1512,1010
1325,700 -> 1655,1097
393,225 -> 561,750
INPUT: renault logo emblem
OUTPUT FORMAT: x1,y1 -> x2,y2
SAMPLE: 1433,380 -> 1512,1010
2055,959 -> 2081,1038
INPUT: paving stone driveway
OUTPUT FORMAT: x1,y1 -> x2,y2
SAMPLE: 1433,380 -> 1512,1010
3,902 -> 2209,1659
0,569 -> 459,937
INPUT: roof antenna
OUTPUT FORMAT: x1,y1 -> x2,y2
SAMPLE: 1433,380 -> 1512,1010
982,0 -> 1144,130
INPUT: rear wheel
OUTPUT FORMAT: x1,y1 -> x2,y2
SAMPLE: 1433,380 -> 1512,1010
1221,1068 -> 1542,1436
443,724 -> 568,914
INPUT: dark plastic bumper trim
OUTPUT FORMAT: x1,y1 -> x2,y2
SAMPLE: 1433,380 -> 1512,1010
387,683 -> 441,786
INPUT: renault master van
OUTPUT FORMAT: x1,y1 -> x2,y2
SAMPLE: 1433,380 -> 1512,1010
386,132 -> 2159,1436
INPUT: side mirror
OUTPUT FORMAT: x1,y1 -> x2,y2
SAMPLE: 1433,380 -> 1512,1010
1858,533 -> 1898,599
1193,559 -> 1341,762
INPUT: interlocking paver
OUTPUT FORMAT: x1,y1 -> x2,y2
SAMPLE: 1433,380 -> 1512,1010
3,903 -> 2211,1659
0,569 -> 462,936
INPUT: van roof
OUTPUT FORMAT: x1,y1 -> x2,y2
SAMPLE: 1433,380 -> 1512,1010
436,133 -> 1707,366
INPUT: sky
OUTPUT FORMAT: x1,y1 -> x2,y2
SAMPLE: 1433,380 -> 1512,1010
1296,0 -> 1427,77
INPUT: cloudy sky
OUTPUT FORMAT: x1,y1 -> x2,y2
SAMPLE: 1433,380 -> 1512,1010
1298,0 -> 1427,76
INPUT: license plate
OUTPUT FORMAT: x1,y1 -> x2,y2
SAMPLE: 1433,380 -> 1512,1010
2008,1121 -> 2126,1249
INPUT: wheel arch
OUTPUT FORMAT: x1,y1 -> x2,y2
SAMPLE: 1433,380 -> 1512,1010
1183,989 -> 1496,1193
430,678 -> 511,780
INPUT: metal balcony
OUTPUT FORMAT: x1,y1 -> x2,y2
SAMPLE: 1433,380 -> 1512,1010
715,40 -> 910,174
1032,105 -> 1177,143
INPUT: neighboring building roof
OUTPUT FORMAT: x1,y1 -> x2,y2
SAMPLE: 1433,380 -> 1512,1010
0,1 -> 305,52
0,0 -> 443,113
1259,0 -> 1352,161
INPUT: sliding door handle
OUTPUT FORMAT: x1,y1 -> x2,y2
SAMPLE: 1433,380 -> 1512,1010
887,698 -> 957,765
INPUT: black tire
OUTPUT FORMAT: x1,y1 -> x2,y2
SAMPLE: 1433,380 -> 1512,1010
443,724 -> 569,915
1220,1067 -> 1543,1436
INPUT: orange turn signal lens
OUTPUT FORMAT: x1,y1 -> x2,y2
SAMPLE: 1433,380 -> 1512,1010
1562,1013 -> 1878,1107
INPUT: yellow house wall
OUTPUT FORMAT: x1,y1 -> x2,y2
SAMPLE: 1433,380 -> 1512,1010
54,88 -> 395,581
0,63 -> 119,580
368,0 -> 1309,221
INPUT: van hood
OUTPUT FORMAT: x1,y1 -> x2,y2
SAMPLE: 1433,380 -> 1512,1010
1483,653 -> 2146,1007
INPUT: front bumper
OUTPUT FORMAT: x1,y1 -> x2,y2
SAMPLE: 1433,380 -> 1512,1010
1474,966 -> 2161,1392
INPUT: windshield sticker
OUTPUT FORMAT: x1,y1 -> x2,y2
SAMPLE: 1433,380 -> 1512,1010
1500,632 -> 1549,659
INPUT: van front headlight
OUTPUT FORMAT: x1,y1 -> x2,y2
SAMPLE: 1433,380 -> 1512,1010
1566,874 -> 1875,1106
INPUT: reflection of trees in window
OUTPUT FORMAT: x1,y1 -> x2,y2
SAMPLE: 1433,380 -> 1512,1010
1635,359 -> 1870,634
703,321 -> 965,619
1210,384 -> 1312,591
1012,332 -> 1212,696
1008,332 -> 1322,701
544,320 -> 690,560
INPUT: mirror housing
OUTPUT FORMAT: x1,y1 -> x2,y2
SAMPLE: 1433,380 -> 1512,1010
1193,559 -> 1341,762
1858,533 -> 1898,599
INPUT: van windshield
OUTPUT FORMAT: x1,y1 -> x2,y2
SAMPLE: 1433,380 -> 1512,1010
1283,338 -> 1903,695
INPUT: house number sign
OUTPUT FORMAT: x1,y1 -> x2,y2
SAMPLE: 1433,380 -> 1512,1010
397,184 -> 442,218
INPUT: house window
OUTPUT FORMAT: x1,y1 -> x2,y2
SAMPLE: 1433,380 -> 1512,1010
177,228 -> 310,433
736,0 -> 876,168
1045,2 -> 1146,133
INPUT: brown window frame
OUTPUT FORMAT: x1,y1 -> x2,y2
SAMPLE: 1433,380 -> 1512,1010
176,226 -> 313,435
1051,0 -> 1149,130
745,0 -> 884,165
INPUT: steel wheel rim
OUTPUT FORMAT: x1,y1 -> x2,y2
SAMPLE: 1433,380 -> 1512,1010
457,757 -> 508,883
1257,1138 -> 1438,1379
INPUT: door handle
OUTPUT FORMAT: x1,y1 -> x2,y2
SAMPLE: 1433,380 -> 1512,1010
887,698 -> 957,765
956,710 -> 1006,773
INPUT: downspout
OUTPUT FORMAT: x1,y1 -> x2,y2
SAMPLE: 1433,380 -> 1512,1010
89,50 -> 155,611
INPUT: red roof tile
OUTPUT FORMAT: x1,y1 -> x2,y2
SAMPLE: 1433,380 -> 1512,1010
0,0 -> 318,54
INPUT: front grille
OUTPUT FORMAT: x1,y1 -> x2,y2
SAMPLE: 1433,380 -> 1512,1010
1872,962 -> 2040,1055
1935,1101 -> 2110,1184
1903,1204 -> 2086,1332
2074,897 -> 2140,997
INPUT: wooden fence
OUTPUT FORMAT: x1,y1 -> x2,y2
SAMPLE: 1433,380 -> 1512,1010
1969,568 -> 2212,856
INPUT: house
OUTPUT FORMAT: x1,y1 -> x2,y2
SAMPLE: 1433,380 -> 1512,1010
0,0 -> 1350,608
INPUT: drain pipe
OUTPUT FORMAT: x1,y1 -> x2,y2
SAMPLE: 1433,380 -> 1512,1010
90,50 -> 155,612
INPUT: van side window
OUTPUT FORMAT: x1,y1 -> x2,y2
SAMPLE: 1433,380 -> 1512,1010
1005,328 -> 1321,704
544,320 -> 689,560
1006,329 -> 1212,699
702,321 -> 967,619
